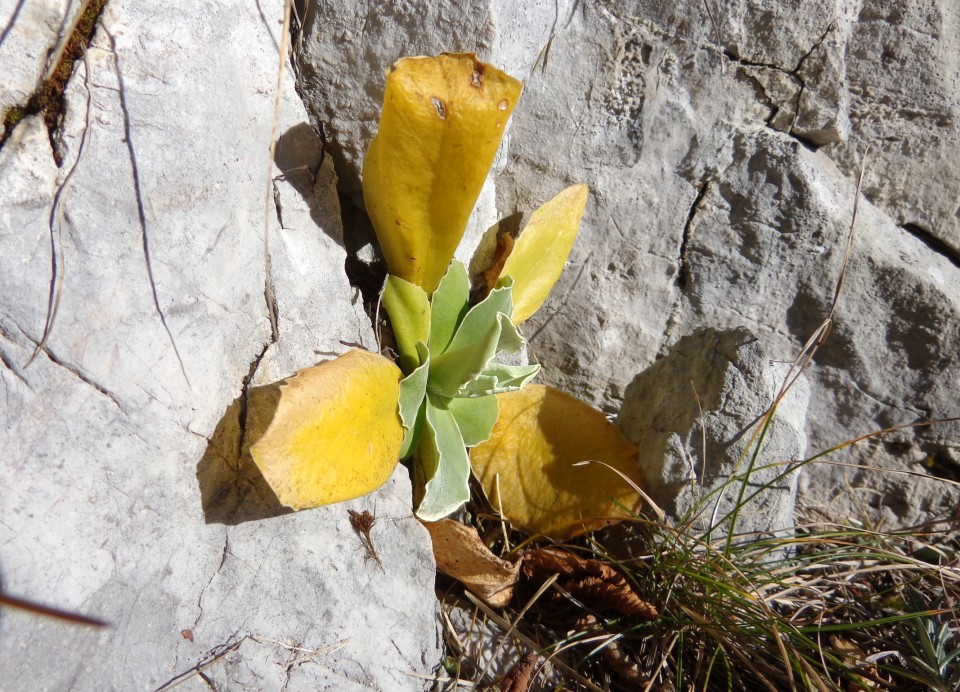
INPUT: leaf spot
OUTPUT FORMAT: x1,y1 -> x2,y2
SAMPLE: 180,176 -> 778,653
498,99 -> 509,111
431,97 -> 446,119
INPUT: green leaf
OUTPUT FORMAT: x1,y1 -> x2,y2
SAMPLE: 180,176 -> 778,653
429,261 -> 470,355
443,277 -> 514,355
382,275 -> 430,374
428,280 -> 524,397
458,362 -> 541,397
415,396 -> 472,521
447,395 -> 499,446
397,344 -> 430,459
429,312 -> 526,397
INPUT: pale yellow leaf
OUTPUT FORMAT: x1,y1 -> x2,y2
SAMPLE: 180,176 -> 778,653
470,384 -> 645,539
424,518 -> 519,608
498,184 -> 588,324
250,349 -> 403,510
363,53 -> 522,294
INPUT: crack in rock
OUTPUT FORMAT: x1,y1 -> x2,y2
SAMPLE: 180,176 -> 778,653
900,222 -> 960,268
726,22 -> 835,148
0,0 -> 109,158
40,346 -> 124,411
0,349 -> 30,388
657,177 -> 713,357
193,533 -> 230,630
676,179 -> 711,290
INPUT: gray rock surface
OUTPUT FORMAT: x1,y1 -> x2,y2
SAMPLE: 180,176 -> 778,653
0,1 -> 440,689
296,0 -> 960,529
616,327 -> 810,540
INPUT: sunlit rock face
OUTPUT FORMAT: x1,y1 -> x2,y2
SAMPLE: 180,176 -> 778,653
0,1 -> 439,688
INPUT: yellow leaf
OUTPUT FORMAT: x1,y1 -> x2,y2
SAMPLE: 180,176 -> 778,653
424,519 -> 520,608
498,184 -> 589,324
470,384 -> 645,539
250,349 -> 403,510
363,53 -> 522,294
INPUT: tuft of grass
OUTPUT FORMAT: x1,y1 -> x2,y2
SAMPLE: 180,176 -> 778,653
438,467 -> 959,691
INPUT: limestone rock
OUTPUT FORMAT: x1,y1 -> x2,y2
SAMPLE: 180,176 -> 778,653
617,327 -> 810,538
0,0 -> 440,689
293,0 -> 960,528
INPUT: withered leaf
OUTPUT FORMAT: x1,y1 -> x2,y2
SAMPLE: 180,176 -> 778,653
523,547 -> 657,620
424,519 -> 520,608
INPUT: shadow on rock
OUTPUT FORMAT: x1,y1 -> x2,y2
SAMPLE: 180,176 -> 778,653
197,384 -> 292,525
275,122 -> 347,248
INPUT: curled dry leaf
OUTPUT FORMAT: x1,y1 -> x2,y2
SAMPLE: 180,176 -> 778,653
523,547 -> 658,620
424,518 -> 520,608
500,652 -> 540,692
471,384 -> 647,539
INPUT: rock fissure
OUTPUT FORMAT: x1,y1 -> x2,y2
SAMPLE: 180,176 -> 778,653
237,339 -> 273,462
724,22 -> 832,78
677,179 -> 711,290
729,22 -> 835,148
656,178 -> 713,358
0,0 -> 109,159
0,331 -> 31,389
41,346 -> 124,411
900,223 -> 960,268
193,533 -> 230,629
782,23 -> 835,148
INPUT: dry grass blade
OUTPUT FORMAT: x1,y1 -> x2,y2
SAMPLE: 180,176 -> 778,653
460,590 -> 605,692
26,47 -> 98,367
475,572 -> 558,686
572,459 -> 666,522
261,0 -> 294,343
0,591 -> 108,627
772,150 -> 868,403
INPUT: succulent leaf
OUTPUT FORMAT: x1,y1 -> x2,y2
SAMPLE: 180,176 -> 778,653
382,275 -> 430,374
416,396 -> 472,521
498,184 -> 589,324
397,346 -> 430,459
447,394 -> 499,447
429,260 -> 470,355
250,349 -> 404,510
363,53 -> 522,293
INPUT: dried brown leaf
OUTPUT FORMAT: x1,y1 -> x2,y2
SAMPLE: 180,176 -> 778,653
500,652 -> 539,692
425,519 -> 520,608
523,547 -> 657,620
